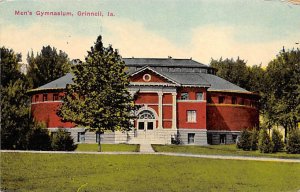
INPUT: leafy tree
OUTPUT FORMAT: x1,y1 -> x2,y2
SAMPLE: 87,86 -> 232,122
263,48 -> 300,141
0,47 -> 32,149
27,45 -> 71,88
286,129 -> 300,154
58,36 -> 137,152
51,129 -> 77,151
26,122 -> 52,151
271,129 -> 284,152
258,128 -> 274,153
210,57 -> 250,90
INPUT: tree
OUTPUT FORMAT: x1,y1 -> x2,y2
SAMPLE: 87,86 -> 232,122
26,122 -> 52,151
58,36 -> 137,152
258,128 -> 274,153
210,57 -> 250,90
263,48 -> 300,141
0,47 -> 32,149
27,46 -> 71,88
286,129 -> 300,154
237,129 -> 252,150
51,129 -> 77,151
271,129 -> 284,152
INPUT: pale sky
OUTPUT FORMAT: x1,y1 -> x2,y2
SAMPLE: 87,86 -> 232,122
1,0 -> 299,66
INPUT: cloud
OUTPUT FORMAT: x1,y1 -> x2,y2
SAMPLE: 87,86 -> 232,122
2,18 -> 299,66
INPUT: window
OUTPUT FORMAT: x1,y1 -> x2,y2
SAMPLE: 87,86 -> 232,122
35,95 -> 39,102
218,96 -> 225,104
220,134 -> 226,144
181,93 -> 189,100
187,110 -> 196,122
232,135 -> 238,143
138,122 -> 144,130
77,132 -> 85,143
188,133 -> 195,144
240,99 -> 244,105
207,96 -> 212,103
232,97 -> 237,104
43,94 -> 48,102
53,94 -> 59,101
196,92 -> 203,100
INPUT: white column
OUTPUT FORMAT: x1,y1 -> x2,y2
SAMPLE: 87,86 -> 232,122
158,92 -> 163,129
172,92 -> 177,129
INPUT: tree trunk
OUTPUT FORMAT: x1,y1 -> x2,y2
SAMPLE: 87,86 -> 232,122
97,132 -> 102,152
284,126 -> 288,144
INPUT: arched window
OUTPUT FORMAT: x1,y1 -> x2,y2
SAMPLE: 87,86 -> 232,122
138,110 -> 155,119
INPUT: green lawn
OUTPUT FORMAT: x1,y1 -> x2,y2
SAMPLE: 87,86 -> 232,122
76,144 -> 139,152
1,152 -> 300,192
152,144 -> 300,159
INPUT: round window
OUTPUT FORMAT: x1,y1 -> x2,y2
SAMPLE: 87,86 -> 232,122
143,74 -> 151,82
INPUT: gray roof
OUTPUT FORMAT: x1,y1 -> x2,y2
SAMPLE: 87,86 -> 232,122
37,73 -> 74,90
29,58 -> 250,94
123,58 -> 208,68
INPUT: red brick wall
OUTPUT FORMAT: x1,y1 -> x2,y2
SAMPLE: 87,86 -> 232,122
135,93 -> 158,104
177,102 -> 206,129
31,102 -> 75,128
207,104 -> 259,131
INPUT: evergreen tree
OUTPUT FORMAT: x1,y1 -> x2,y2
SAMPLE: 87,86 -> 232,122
237,129 -> 252,150
258,128 -> 274,153
271,129 -> 284,152
286,129 -> 300,154
26,122 -> 52,151
58,36 -> 137,152
51,129 -> 77,151
27,46 -> 71,88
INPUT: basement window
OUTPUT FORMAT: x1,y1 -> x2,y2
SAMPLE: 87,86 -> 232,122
220,134 -> 226,144
188,133 -> 195,144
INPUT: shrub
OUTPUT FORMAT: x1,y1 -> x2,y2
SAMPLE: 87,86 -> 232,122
286,129 -> 300,154
51,129 -> 77,151
272,129 -> 284,152
237,129 -> 252,150
258,128 -> 274,153
26,122 -> 52,151
250,129 -> 259,151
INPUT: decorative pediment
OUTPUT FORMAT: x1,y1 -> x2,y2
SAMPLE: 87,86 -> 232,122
130,66 -> 180,86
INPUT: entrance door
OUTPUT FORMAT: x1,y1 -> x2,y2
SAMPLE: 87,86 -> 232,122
136,110 -> 156,138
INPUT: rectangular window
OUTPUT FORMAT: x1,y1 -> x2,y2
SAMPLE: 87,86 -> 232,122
240,99 -> 244,105
43,94 -> 48,102
181,93 -> 189,100
207,96 -> 212,103
138,122 -> 144,130
77,132 -> 85,143
188,133 -> 195,144
196,92 -> 203,100
147,122 -> 153,130
187,110 -> 196,122
53,94 -> 59,101
232,135 -> 238,143
232,97 -> 237,104
35,95 -> 39,102
218,96 -> 225,104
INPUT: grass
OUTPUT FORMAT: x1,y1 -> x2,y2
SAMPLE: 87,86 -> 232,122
1,152 -> 300,192
76,143 -> 139,152
152,144 -> 300,159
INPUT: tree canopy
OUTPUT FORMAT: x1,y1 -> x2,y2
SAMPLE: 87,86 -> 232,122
27,45 -> 71,88
58,36 -> 137,151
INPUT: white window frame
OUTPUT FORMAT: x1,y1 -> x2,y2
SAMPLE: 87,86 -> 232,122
187,110 -> 196,123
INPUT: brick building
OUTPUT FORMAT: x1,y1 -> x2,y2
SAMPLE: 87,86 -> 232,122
28,58 -> 259,145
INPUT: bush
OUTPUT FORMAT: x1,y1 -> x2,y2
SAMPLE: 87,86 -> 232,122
286,129 -> 300,154
26,122 -> 52,151
258,129 -> 274,153
250,129 -> 259,151
237,129 -> 252,150
51,129 -> 77,151
272,129 -> 284,152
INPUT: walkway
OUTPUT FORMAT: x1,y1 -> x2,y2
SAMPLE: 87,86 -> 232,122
139,143 -> 155,153
2,150 -> 300,163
